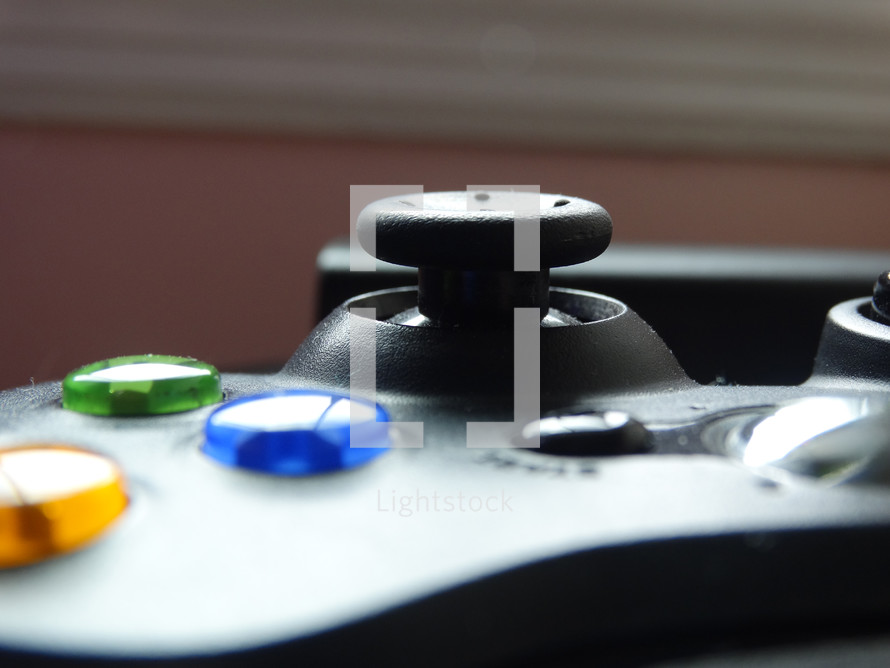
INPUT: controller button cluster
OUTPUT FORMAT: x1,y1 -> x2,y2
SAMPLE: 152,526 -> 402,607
202,390 -> 390,475
0,445 -> 127,569
62,355 -> 223,416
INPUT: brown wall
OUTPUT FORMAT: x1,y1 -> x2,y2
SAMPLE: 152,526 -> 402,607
2,124 -> 889,391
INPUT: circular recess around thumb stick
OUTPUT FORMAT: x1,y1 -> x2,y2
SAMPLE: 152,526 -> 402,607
357,191 -> 612,270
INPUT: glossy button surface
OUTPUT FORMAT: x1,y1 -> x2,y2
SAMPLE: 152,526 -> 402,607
519,411 -> 652,456
708,396 -> 890,483
63,355 -> 223,416
203,390 -> 391,475
0,445 -> 128,569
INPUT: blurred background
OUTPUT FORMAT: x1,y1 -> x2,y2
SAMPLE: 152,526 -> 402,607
1,0 -> 889,390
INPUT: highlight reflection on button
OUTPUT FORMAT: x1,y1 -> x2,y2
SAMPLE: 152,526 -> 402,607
0,445 -> 128,569
62,354 -> 223,416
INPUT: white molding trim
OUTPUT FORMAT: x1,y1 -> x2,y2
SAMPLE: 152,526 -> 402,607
2,0 -> 890,158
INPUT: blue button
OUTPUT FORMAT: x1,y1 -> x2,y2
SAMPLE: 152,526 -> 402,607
202,390 -> 390,475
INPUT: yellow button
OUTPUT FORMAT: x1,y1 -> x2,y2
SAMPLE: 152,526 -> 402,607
0,445 -> 128,569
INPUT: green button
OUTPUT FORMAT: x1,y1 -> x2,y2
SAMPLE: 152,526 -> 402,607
62,355 -> 223,416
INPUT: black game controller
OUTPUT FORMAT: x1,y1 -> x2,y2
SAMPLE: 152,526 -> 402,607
2,191 -> 890,666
